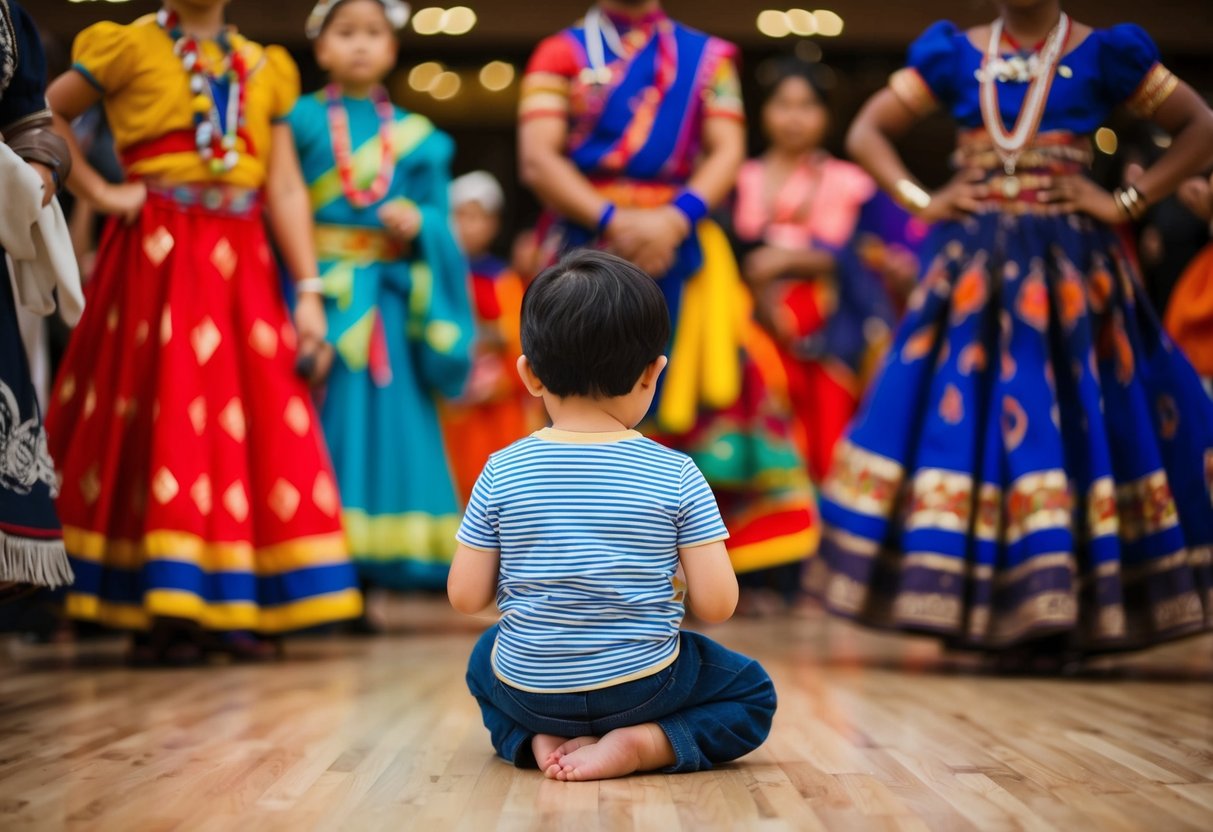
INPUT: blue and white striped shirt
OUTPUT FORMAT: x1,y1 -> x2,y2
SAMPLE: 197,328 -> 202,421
456,428 -> 729,693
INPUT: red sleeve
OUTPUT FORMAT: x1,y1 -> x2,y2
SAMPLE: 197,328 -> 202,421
525,32 -> 581,79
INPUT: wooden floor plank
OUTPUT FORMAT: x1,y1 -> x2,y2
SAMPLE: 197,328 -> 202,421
1,598 -> 1210,831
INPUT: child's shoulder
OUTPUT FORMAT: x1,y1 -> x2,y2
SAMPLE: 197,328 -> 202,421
489,433 -> 691,471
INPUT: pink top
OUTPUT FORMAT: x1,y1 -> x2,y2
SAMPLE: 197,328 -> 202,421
734,154 -> 877,251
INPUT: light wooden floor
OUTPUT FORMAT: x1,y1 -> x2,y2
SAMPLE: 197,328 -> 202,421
1,597 -> 1211,831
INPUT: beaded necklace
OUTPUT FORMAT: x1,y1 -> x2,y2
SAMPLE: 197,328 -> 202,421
325,84 -> 396,208
979,13 -> 1070,195
156,7 -> 248,175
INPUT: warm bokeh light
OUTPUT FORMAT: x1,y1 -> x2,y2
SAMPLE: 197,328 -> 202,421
786,9 -> 817,37
441,6 -> 478,36
430,71 -> 462,100
479,61 -> 516,92
814,10 -> 845,37
1095,127 -> 1119,155
408,61 -> 445,92
757,10 -> 791,39
412,7 -> 445,36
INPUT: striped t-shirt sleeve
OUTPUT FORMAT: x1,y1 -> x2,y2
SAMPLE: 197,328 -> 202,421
676,460 -> 729,548
456,460 -> 499,551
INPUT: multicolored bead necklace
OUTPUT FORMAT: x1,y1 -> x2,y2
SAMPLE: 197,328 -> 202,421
325,84 -> 397,208
156,7 -> 249,176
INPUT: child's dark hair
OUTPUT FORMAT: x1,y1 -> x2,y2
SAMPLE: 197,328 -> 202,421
758,56 -> 832,107
520,250 -> 670,398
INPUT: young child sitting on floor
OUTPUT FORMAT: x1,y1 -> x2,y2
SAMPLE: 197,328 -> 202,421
448,249 -> 777,781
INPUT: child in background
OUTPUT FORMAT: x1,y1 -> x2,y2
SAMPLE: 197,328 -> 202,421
449,250 -> 776,781
442,170 -> 537,503
46,0 -> 361,663
291,0 -> 473,597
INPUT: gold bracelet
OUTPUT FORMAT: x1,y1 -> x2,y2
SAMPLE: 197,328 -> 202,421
894,179 -> 932,213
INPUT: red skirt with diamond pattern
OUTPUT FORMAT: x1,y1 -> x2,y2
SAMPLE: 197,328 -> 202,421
46,190 -> 362,633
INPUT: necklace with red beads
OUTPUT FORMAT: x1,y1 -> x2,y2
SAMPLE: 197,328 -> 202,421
325,84 -> 396,208
156,7 -> 248,176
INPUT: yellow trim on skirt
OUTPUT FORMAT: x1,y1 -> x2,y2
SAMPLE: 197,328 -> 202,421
66,589 -> 363,633
343,509 -> 461,562
64,527 -> 350,575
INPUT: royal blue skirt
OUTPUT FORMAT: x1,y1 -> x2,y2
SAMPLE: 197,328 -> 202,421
807,209 -> 1213,651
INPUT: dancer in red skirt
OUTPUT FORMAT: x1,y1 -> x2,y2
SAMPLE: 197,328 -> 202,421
46,0 -> 361,664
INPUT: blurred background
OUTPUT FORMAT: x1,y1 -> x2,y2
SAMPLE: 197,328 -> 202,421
32,0 -> 1213,248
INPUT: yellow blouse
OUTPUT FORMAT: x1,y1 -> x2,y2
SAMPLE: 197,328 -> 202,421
72,15 -> 299,189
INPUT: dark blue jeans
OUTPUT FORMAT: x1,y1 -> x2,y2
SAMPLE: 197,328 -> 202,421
465,625 -> 777,773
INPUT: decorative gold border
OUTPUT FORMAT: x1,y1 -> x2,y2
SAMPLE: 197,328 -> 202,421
888,67 -> 938,116
1126,63 -> 1179,119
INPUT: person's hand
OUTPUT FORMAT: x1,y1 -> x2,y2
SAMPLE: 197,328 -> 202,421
743,246 -> 794,285
920,169 -> 988,223
27,162 -> 56,208
293,292 -> 334,385
94,181 -> 148,224
1176,175 -> 1213,223
1038,175 -> 1123,224
605,206 -> 689,277
379,200 -> 422,242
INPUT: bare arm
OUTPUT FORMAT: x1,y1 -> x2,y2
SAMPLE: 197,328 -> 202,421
685,116 -> 746,209
679,541 -> 738,624
47,71 -> 122,208
845,88 -> 923,198
447,543 -> 500,615
1134,82 -> 1213,208
265,122 -> 319,284
518,115 -> 609,229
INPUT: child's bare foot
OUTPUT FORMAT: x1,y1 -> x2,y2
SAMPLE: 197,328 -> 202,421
532,734 -> 567,774
537,735 -> 597,777
553,724 -> 675,781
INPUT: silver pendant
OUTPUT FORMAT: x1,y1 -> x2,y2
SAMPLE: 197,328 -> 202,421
1002,176 -> 1021,199
579,66 -> 612,86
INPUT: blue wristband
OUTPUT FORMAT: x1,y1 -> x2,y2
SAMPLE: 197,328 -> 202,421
672,189 -> 708,227
596,203 -> 617,236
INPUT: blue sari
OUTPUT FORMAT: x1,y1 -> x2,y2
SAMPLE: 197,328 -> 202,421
289,92 -> 473,590
807,22 -> 1213,651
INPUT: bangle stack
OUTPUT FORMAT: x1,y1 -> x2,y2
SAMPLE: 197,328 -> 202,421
296,278 -> 325,296
894,179 -> 932,214
1113,185 -> 1148,221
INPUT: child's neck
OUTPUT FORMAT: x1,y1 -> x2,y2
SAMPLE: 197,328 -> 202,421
546,398 -> 632,434
166,2 -> 226,40
330,79 -> 383,99
999,1 -> 1064,48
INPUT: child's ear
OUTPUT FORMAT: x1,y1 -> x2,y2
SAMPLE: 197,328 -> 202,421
516,355 -> 545,398
640,355 -> 668,388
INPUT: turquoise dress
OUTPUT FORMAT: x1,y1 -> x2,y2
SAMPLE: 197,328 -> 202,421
288,92 -> 473,590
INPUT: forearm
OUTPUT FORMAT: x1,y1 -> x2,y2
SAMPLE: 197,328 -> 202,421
520,144 -> 608,229
52,111 -> 109,204
847,120 -> 917,199
686,139 -> 744,210
1135,91 -> 1213,208
266,176 -> 319,283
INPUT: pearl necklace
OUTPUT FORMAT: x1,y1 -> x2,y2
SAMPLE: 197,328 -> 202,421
979,13 -> 1070,193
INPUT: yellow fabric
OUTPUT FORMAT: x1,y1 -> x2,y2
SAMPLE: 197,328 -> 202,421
72,15 -> 299,189
63,526 -> 350,575
343,510 -> 461,562
66,589 -> 363,633
656,220 -> 746,433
